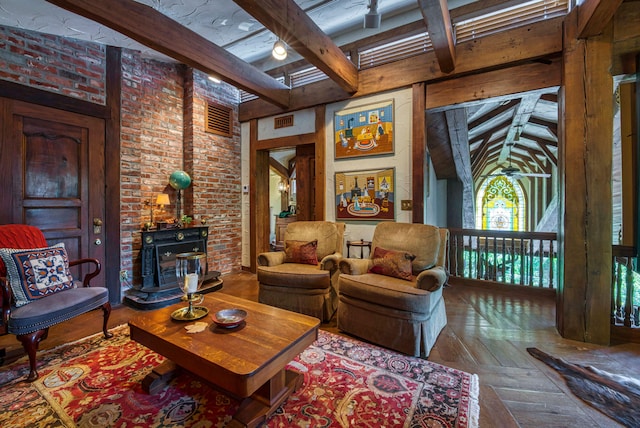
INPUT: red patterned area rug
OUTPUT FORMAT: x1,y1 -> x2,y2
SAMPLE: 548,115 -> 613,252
0,325 -> 479,427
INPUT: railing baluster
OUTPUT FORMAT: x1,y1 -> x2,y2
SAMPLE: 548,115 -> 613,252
611,257 -> 617,324
537,238 -> 543,288
548,239 -> 555,288
624,257 -> 633,328
500,236 -> 506,282
527,239 -> 533,287
519,237 -> 525,285
510,237 -> 515,283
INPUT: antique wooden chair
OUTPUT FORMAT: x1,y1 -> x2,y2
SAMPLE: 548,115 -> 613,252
0,224 -> 112,381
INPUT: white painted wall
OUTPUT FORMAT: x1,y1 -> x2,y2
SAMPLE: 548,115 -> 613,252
325,89 -> 413,253
241,89 -> 448,267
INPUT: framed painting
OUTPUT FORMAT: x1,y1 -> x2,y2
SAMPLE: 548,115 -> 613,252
335,168 -> 395,221
334,100 -> 394,159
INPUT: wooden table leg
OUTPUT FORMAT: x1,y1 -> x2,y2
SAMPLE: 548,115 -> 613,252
141,360 -> 178,395
229,369 -> 303,428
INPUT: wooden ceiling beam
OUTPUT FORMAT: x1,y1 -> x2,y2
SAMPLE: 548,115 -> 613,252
446,108 -> 475,225
426,111 -> 457,179
472,139 -> 500,175
469,115 -> 512,149
517,144 -> 546,172
418,0 -> 456,73
233,0 -> 358,94
469,113 -> 513,145
45,0 -> 291,108
528,117 -> 558,138
470,135 -> 493,171
522,133 -> 558,164
468,99 -> 519,130
577,0 -> 623,39
474,145 -> 504,181
241,17 -> 564,120
498,94 -> 541,164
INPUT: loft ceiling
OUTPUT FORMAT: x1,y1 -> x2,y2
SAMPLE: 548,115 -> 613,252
0,0 -> 566,184
427,87 -> 559,182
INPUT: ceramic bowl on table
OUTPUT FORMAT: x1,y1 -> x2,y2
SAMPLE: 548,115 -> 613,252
212,308 -> 247,328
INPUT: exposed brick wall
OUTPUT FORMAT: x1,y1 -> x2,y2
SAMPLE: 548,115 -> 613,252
183,69 -> 242,274
0,26 -> 106,104
119,52 -> 185,287
0,25 -> 243,298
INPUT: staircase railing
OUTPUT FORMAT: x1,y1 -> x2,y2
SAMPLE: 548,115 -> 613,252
448,228 -> 558,289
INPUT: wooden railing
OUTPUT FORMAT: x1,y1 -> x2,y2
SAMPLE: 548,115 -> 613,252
611,246 -> 640,333
448,228 -> 558,289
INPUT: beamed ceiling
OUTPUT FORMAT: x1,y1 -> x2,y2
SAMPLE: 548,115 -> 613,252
427,87 -> 559,182
0,1 -> 623,186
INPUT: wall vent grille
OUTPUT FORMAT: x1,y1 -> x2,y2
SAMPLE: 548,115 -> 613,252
274,114 -> 294,129
205,102 -> 233,137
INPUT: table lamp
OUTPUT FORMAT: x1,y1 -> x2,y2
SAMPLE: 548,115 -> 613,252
155,193 -> 170,220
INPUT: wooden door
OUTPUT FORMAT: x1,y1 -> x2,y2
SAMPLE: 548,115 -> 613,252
1,99 -> 106,285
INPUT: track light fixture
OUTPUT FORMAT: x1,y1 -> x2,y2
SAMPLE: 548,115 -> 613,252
364,0 -> 381,29
272,39 -> 287,60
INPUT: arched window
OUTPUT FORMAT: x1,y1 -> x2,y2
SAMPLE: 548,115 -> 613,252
475,176 -> 526,231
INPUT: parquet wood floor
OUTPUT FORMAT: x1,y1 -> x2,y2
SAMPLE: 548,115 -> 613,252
2,271 -> 638,427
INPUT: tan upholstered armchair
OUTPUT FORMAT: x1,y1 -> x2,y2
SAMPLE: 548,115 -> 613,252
337,222 -> 449,357
257,221 -> 345,321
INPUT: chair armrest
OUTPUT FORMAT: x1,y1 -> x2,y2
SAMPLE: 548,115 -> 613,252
257,251 -> 285,267
415,266 -> 447,292
1,277 -> 11,335
69,258 -> 101,287
339,258 -> 372,275
320,252 -> 342,271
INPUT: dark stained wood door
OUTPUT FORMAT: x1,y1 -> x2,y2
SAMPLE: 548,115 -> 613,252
1,99 -> 106,286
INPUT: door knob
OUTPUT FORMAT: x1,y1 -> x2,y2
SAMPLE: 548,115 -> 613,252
93,218 -> 103,234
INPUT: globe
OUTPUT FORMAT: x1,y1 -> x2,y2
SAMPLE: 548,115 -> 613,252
169,170 -> 191,190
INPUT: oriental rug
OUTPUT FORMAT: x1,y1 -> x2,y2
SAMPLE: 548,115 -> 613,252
0,325 -> 479,427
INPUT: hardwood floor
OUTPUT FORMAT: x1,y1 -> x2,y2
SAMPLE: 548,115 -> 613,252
2,271 -> 638,427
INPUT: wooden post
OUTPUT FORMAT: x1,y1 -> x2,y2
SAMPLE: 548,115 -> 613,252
412,82 -> 426,224
558,9 -> 614,344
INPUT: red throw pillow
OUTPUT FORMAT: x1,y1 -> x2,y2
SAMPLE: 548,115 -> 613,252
368,247 -> 416,281
284,240 -> 319,265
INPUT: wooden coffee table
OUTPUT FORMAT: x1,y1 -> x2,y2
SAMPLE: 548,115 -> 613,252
128,293 -> 320,427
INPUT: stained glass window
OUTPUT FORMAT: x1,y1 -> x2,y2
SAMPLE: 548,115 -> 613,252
475,176 -> 525,231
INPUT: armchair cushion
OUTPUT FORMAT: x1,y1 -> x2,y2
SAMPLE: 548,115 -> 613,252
258,263 -> 330,290
7,286 -> 108,336
368,247 -> 415,281
0,243 -> 75,307
284,239 -> 318,265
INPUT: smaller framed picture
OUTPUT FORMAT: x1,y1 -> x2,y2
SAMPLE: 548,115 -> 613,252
335,168 -> 395,221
